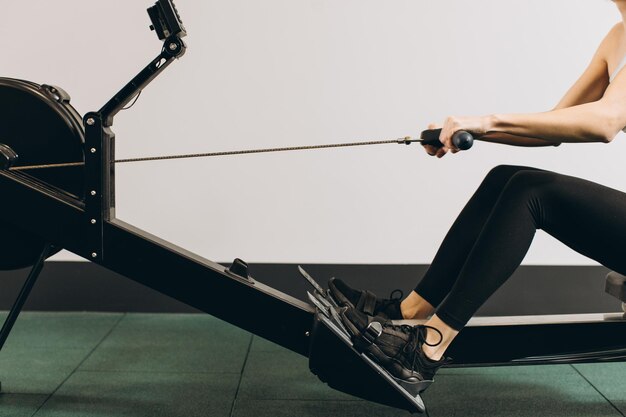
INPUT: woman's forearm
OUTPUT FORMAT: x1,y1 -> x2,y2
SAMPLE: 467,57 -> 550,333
479,132 -> 560,147
485,100 -> 620,144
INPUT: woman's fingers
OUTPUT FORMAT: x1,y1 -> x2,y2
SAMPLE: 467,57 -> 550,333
439,117 -> 457,151
424,123 -> 443,156
424,145 -> 450,158
425,121 -> 460,158
423,144 -> 438,156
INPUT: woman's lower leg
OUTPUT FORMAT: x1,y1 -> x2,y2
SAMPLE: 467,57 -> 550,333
400,291 -> 435,319
421,315 -> 459,361
414,170 -> 548,360
432,170 -> 626,350
402,165 -> 544,319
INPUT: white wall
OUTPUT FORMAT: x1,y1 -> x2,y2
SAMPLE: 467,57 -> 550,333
1,0 -> 623,265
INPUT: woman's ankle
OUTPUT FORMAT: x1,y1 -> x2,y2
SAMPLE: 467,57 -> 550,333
400,291 -> 435,320
421,314 -> 459,361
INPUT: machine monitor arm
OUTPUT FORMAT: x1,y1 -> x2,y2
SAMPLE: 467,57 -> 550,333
97,0 -> 187,125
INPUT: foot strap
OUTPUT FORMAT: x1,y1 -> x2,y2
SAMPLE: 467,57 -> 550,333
353,321 -> 383,352
356,290 -> 378,316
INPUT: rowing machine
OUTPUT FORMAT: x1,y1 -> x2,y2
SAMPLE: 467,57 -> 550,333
1,1 -> 625,414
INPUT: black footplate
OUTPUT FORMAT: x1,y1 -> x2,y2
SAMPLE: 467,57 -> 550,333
298,266 -> 428,414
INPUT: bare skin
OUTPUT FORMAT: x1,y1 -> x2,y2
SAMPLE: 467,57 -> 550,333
406,1 -> 626,361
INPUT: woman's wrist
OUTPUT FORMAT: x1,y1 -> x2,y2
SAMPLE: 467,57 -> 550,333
483,114 -> 500,135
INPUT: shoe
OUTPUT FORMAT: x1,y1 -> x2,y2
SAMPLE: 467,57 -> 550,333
340,306 -> 450,386
328,277 -> 404,320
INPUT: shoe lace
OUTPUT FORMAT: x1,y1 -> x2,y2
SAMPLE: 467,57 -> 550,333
378,289 -> 404,313
389,289 -> 404,301
396,324 -> 444,370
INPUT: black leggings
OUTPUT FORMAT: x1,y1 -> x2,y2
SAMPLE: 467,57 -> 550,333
415,165 -> 626,331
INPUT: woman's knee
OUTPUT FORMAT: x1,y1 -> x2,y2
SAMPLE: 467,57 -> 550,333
505,170 -> 560,193
485,165 -> 535,181
499,170 -> 566,228
480,165 -> 537,192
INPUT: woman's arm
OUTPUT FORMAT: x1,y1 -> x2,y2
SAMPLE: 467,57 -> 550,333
551,24 -> 614,110
435,95 -> 620,154
476,25 -> 614,148
468,22 -> 623,146
485,100 -> 616,144
478,132 -> 560,147
482,24 -> 625,145
435,99 -> 621,154
430,23 -> 624,156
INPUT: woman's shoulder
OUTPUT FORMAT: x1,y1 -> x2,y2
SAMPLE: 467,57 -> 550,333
606,22 -> 624,45
608,22 -> 623,40
595,22 -> 624,63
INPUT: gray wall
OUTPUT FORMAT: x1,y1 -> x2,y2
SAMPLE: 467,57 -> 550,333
2,0 -> 623,268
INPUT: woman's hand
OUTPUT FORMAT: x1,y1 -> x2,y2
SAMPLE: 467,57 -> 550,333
424,116 -> 491,158
423,123 -> 443,157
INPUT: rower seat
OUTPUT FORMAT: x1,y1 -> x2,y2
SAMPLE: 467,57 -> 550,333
605,271 -> 626,312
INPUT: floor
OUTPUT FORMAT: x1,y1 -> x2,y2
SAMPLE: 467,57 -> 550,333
0,312 -> 624,417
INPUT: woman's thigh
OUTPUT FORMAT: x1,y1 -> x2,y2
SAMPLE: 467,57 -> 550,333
525,171 -> 626,274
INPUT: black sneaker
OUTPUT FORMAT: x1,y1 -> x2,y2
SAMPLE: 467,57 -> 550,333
340,306 -> 450,388
328,277 -> 404,320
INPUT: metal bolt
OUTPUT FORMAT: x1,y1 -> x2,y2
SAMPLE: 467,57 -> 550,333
90,190 -> 97,196
90,148 -> 97,154
169,43 -> 178,51
86,118 -> 95,126
91,219 -> 97,225
91,252 -> 98,258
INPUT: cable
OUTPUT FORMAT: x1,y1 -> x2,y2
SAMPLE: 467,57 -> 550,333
8,136 -> 420,171
121,91 -> 142,111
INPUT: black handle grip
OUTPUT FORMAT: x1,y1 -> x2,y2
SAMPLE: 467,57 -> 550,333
420,129 -> 474,151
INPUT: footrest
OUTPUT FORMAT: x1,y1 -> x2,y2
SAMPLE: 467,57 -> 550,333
308,309 -> 427,413
299,266 -> 428,413
605,271 -> 626,303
